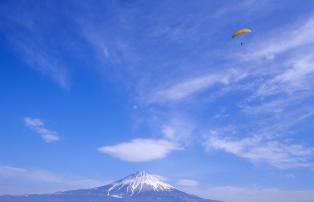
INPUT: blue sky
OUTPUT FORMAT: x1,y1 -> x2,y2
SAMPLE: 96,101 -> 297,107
1,0 -> 314,201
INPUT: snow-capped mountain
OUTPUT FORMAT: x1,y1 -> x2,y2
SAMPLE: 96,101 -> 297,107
0,171 -> 222,202
107,171 -> 173,197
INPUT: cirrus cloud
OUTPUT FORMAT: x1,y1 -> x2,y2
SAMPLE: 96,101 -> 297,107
147,68 -> 248,104
204,132 -> 314,169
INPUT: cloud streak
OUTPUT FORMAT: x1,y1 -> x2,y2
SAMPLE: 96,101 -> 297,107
0,165 -> 104,194
15,42 -> 69,89
147,68 -> 248,104
0,2 -> 71,89
246,16 -> 314,61
204,132 -> 314,169
24,117 -> 60,143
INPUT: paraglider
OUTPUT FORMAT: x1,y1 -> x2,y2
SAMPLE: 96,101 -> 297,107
232,28 -> 252,45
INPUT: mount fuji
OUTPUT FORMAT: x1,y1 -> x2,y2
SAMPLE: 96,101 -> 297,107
0,171 -> 221,202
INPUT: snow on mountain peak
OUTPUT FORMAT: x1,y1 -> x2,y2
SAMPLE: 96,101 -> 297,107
107,171 -> 174,197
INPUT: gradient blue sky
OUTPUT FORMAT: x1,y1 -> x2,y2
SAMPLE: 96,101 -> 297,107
1,0 -> 314,202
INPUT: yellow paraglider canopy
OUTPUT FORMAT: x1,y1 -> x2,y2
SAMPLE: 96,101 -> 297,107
232,28 -> 252,38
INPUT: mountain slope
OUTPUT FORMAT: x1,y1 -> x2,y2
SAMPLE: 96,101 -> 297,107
0,171 -> 221,202
107,171 -> 173,197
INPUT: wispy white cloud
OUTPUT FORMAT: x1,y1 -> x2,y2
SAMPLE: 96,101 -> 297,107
0,166 -> 103,188
15,42 -> 69,89
246,16 -> 314,61
98,138 -> 181,162
0,165 -> 104,191
24,117 -> 43,127
204,132 -> 314,169
24,117 -> 60,143
177,179 -> 199,187
147,68 -> 248,104
276,54 -> 314,85
161,116 -> 195,143
253,53 -> 314,98
0,166 -> 60,183
0,2 -> 71,89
